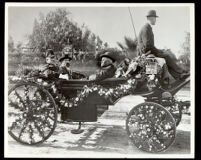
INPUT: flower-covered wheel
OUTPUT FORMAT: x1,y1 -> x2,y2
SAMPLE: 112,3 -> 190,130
8,82 -> 57,145
126,102 -> 176,153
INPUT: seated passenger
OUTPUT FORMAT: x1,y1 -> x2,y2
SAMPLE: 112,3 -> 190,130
58,54 -> 86,80
58,54 -> 72,80
89,51 -> 117,81
40,49 -> 59,79
115,58 -> 131,78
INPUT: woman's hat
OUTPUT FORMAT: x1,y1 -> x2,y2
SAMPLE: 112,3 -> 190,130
59,54 -> 72,62
46,49 -> 55,58
100,51 -> 117,63
146,10 -> 159,17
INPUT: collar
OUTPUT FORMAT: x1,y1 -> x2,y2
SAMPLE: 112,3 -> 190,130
146,22 -> 153,29
102,64 -> 113,68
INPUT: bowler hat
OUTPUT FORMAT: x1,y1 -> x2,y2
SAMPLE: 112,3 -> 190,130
46,49 -> 55,58
146,10 -> 159,17
100,51 -> 116,62
59,54 -> 72,62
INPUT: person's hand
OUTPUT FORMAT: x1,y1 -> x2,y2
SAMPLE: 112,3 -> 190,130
89,74 -> 96,80
40,65 -> 47,72
43,70 -> 49,77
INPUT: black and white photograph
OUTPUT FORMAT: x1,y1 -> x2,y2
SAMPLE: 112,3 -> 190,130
5,3 -> 194,158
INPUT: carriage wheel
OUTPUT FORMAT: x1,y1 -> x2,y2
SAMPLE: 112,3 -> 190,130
164,102 -> 182,126
126,102 -> 176,153
8,82 -> 57,145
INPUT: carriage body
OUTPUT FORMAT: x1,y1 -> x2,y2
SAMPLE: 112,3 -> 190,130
57,78 -> 127,122
7,57 -> 190,153
57,75 -> 190,122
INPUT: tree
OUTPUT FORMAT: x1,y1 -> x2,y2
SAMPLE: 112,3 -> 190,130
28,8 -> 107,63
96,36 -> 103,50
104,42 -> 109,49
117,36 -> 138,58
8,36 -> 15,53
81,27 -> 91,51
16,42 -> 23,54
28,9 -> 74,52
178,32 -> 190,71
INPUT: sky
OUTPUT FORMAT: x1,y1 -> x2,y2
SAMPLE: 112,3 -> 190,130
7,4 -> 192,54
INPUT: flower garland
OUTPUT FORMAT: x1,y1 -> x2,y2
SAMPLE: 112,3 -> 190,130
58,78 -> 137,108
9,75 -> 137,109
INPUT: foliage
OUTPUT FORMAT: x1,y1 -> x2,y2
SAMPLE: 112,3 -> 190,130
15,64 -> 36,77
178,32 -> 190,71
124,36 -> 137,51
8,36 -> 15,53
28,8 -> 105,54
117,36 -> 138,59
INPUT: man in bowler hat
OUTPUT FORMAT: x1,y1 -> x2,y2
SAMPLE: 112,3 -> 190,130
89,51 -> 117,81
137,10 -> 189,80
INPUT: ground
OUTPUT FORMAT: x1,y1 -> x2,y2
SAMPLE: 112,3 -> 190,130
5,89 -> 192,158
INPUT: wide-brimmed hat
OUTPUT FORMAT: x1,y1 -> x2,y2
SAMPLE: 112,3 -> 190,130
59,54 -> 72,62
100,51 -> 117,63
146,10 -> 159,17
45,49 -> 55,58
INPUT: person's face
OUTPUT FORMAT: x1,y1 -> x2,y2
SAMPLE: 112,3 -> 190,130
66,47 -> 71,52
46,57 -> 53,64
147,17 -> 157,25
61,59 -> 71,67
101,57 -> 113,67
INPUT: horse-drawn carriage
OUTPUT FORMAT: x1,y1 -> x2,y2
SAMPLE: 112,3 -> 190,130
7,56 -> 190,153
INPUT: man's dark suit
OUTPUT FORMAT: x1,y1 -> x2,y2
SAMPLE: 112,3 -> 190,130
95,64 -> 116,81
137,23 -> 184,79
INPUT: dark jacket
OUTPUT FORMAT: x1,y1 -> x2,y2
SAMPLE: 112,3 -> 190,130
95,64 -> 116,81
137,23 -> 162,56
41,63 -> 59,78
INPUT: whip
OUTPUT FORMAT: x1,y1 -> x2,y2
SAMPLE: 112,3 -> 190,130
128,7 -> 137,41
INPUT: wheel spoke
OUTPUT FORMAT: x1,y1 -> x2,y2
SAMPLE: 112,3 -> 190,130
35,116 -> 53,130
14,90 -> 27,109
8,99 -> 20,109
28,124 -> 35,144
33,120 -> 45,139
9,117 -> 24,131
18,120 -> 29,139
47,115 -> 55,121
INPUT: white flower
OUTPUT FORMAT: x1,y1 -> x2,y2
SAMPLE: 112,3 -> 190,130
128,79 -> 132,84
42,82 -> 48,86
37,79 -> 42,83
149,74 -> 155,80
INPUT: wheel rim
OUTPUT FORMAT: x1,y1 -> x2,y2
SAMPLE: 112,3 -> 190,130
126,102 -> 176,153
164,102 -> 182,126
8,82 -> 57,145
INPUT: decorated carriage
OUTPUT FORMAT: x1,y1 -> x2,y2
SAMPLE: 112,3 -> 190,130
7,55 -> 190,153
